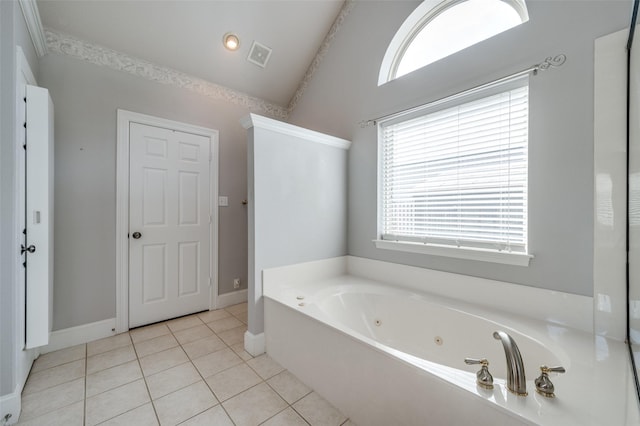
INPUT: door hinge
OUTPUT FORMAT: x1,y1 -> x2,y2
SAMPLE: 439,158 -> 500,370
209,277 -> 212,287
209,214 -> 212,224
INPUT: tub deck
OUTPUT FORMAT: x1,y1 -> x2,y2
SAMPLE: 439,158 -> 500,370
263,256 -> 640,426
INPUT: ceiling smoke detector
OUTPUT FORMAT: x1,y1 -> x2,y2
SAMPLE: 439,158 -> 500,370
247,41 -> 272,68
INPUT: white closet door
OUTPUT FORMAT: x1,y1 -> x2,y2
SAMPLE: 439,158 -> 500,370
129,123 -> 211,328
25,85 -> 54,349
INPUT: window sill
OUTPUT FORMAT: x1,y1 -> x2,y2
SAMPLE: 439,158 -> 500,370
373,239 -> 533,267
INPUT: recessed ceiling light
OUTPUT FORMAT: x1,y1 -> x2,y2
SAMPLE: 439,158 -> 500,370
223,32 -> 240,51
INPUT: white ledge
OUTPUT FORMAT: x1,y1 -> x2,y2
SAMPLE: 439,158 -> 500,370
373,239 -> 533,266
240,113 -> 351,150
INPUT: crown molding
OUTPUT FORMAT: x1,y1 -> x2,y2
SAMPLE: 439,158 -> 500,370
19,0 -> 48,57
44,29 -> 288,119
286,0 -> 355,114
241,113 -> 351,150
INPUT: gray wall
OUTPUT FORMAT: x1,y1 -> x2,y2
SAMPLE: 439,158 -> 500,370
288,0 -> 632,297
39,53 -> 251,330
1,0 -> 40,401
247,123 -> 348,335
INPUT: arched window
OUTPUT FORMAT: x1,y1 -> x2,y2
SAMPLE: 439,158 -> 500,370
379,0 -> 529,85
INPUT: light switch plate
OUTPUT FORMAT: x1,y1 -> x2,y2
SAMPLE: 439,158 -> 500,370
218,196 -> 229,207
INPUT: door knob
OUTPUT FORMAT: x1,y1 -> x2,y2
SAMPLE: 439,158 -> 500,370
132,232 -> 142,239
21,244 -> 36,254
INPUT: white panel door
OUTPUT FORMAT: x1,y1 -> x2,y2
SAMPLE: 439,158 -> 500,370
25,85 -> 54,349
129,123 -> 211,327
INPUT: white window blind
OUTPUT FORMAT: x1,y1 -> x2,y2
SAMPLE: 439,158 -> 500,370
380,80 -> 528,253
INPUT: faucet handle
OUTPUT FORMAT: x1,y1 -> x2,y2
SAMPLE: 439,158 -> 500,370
464,358 -> 493,389
464,358 -> 489,366
535,365 -> 565,397
541,365 -> 566,374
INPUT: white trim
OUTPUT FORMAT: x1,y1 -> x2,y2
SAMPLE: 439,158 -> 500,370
240,114 -> 351,150
45,29 -> 287,119
116,110 -> 219,333
42,318 -> 116,354
373,239 -> 533,267
0,385 -> 21,425
244,331 -> 265,356
216,289 -> 248,310
8,47 -> 39,426
18,0 -> 47,57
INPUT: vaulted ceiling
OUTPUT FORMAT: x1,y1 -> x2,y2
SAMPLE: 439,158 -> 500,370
37,0 -> 346,109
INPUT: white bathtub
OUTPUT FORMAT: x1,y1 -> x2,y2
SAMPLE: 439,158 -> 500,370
263,256 -> 640,426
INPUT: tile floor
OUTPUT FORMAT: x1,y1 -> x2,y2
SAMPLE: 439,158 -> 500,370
17,303 -> 354,426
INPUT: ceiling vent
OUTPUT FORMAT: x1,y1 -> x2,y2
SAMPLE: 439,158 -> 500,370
247,41 -> 272,68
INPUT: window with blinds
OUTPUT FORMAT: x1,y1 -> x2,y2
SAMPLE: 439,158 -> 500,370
379,79 -> 528,254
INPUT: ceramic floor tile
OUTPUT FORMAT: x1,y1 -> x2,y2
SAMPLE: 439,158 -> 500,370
198,309 -> 231,323
225,303 -> 247,316
293,392 -> 346,426
99,403 -> 159,426
230,342 -> 253,361
261,407 -> 308,426
22,359 -> 85,395
86,360 -> 142,397
87,345 -> 137,375
134,333 -> 179,358
207,317 -> 243,334
139,346 -> 189,376
267,370 -> 311,404
146,362 -> 201,400
231,311 -> 248,324
31,344 -> 86,373
19,378 -> 85,421
192,348 -> 243,378
85,379 -> 150,426
179,405 -> 233,426
130,323 -> 171,343
87,333 -> 132,356
217,325 -> 247,346
204,363 -> 262,402
16,400 -> 84,426
181,335 -> 227,360
167,315 -> 204,333
173,324 -> 214,345
153,381 -> 217,426
222,382 -> 287,426
247,354 -> 285,380
340,420 -> 356,426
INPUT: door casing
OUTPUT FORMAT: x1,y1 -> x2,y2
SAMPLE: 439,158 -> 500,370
116,110 -> 219,333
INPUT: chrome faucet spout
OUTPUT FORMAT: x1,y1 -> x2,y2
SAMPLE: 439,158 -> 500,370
493,331 -> 527,396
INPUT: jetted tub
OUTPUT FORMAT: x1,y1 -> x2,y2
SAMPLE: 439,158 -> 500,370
263,256 -> 640,426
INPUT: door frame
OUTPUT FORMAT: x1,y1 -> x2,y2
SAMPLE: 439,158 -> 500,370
115,110 -> 219,333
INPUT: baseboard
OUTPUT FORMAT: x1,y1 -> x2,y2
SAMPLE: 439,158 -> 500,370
43,318 -> 117,354
0,384 -> 21,425
244,331 -> 265,356
216,289 -> 247,309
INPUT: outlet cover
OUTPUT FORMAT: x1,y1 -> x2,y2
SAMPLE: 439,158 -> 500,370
218,196 -> 229,207
233,278 -> 240,289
